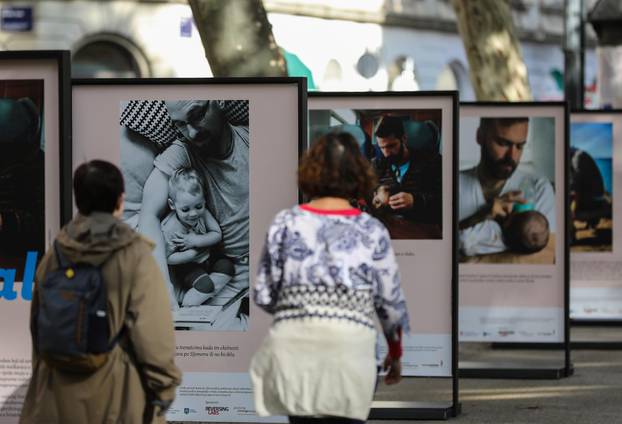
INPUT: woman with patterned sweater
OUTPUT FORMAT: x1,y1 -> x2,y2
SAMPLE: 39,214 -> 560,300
250,132 -> 410,424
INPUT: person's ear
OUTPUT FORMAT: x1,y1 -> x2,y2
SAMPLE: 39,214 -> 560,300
168,198 -> 175,210
113,193 -> 125,218
476,127 -> 484,146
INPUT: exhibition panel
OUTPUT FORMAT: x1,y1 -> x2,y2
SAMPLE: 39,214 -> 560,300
73,78 -> 305,422
309,91 -> 459,418
570,111 -> 622,323
458,102 -> 571,378
0,50 -> 71,422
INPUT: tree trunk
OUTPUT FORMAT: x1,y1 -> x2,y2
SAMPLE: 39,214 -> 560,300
451,0 -> 533,101
597,45 -> 622,108
188,0 -> 287,77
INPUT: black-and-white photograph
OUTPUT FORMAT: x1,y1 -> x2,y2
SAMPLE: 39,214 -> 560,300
0,80 -> 45,280
119,99 -> 249,331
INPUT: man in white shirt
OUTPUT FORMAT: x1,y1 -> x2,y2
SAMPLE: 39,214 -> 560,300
459,117 -> 555,257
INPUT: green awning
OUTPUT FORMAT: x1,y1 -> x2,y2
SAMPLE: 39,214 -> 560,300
282,49 -> 316,90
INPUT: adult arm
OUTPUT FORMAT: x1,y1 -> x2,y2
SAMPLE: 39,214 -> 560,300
138,168 -> 178,309
372,226 -> 410,385
458,190 -> 525,256
389,154 -> 442,222
533,178 -> 556,232
167,249 -> 202,265
253,212 -> 287,314
127,243 -> 182,414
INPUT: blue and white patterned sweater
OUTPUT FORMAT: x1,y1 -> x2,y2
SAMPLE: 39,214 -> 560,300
254,205 -> 410,340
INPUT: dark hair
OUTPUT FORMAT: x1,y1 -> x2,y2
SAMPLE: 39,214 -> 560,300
374,115 -> 405,139
73,160 -> 125,215
298,132 -> 377,200
479,117 -> 529,139
504,210 -> 549,254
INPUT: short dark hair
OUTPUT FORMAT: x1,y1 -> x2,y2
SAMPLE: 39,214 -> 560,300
73,160 -> 125,215
298,132 -> 377,200
504,210 -> 549,254
374,115 -> 405,139
479,117 -> 529,139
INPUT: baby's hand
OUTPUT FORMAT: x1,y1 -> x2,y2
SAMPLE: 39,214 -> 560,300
172,232 -> 200,251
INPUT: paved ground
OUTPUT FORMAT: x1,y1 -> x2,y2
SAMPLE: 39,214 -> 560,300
373,326 -> 622,423
178,326 -> 622,423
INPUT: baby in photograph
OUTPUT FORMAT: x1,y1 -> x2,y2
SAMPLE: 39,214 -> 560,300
161,167 -> 234,307
502,209 -> 550,254
372,185 -> 391,210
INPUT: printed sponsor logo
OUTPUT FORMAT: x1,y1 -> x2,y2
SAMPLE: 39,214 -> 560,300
183,407 -> 197,414
206,406 -> 230,416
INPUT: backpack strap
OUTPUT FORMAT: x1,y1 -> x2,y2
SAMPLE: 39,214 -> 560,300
109,325 -> 127,350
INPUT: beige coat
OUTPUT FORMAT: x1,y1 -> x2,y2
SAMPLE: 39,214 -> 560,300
20,213 -> 181,424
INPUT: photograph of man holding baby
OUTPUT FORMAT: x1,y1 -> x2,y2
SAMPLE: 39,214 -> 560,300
309,108 -> 443,240
119,99 -> 249,331
459,116 -> 556,264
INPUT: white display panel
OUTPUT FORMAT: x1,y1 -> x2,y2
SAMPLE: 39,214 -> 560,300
458,103 -> 567,343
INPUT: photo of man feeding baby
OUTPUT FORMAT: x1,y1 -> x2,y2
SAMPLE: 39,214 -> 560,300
118,99 -> 250,331
309,108 -> 443,240
459,116 -> 556,265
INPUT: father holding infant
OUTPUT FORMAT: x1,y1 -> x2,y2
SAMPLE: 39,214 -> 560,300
371,115 -> 442,227
138,100 -> 249,324
459,117 -> 555,257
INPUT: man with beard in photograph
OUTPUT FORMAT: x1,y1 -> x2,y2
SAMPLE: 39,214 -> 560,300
0,97 -> 44,276
459,117 -> 555,258
138,100 -> 249,330
371,115 -> 442,237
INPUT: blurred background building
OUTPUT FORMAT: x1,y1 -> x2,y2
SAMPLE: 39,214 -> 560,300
0,0 -> 601,104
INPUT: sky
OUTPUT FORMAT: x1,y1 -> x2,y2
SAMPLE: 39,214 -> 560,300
570,122 -> 613,159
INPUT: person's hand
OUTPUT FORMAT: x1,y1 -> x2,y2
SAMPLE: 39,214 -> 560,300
171,232 -> 199,251
181,287 -> 214,307
383,355 -> 402,385
490,190 -> 525,220
388,192 -> 414,210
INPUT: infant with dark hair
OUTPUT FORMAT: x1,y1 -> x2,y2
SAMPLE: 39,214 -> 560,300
502,209 -> 550,254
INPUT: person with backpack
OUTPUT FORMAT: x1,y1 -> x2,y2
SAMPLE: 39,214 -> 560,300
20,160 -> 181,424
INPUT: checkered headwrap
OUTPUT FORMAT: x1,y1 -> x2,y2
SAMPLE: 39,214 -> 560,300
120,100 -> 249,148
217,100 -> 249,126
120,100 -> 179,149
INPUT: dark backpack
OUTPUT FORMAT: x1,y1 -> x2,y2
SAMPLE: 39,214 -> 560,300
35,241 -> 121,373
